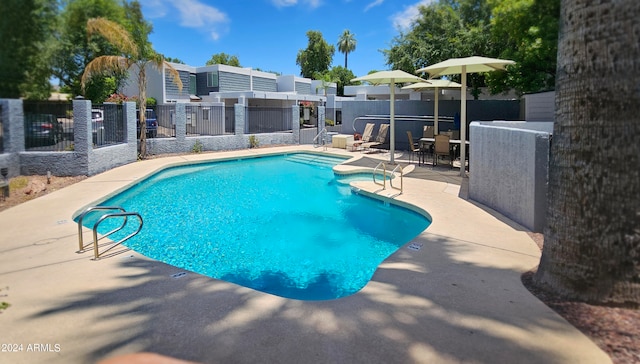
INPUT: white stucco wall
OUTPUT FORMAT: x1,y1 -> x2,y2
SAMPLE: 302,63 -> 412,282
469,121 -> 553,232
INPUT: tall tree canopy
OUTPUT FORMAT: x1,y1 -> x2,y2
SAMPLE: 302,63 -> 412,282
337,30 -> 357,69
52,0 -> 127,101
296,30 -> 335,78
384,0 -> 560,96
206,53 -> 241,67
534,0 -> 640,307
488,0 -> 560,94
0,0 -> 58,99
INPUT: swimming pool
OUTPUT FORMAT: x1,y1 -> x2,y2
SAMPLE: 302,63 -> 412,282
80,153 -> 431,300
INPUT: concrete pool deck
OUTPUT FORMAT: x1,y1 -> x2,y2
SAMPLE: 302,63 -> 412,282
0,145 -> 610,364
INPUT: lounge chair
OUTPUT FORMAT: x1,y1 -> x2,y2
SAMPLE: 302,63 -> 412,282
348,123 -> 375,151
363,123 -> 389,152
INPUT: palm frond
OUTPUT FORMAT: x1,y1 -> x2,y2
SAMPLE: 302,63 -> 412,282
87,17 -> 138,57
163,62 -> 183,92
81,56 -> 132,90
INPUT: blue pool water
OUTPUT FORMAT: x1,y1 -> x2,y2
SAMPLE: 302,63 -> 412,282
81,153 -> 431,300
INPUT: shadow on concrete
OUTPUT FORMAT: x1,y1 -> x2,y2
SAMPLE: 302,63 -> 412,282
25,234 -> 577,364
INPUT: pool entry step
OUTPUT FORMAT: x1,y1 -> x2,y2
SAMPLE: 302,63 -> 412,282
76,206 -> 143,260
285,154 -> 344,168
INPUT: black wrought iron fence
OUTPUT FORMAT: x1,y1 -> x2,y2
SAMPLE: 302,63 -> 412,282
185,104 -> 225,136
93,104 -> 126,148
156,104 -> 176,138
22,101 -> 74,151
225,107 -> 236,134
0,104 -> 3,153
247,107 -> 292,134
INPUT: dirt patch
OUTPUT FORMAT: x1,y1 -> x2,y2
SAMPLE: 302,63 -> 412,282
0,175 -> 87,213
522,233 -> 640,364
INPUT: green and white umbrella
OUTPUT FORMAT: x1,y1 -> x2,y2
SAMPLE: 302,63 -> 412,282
417,56 -> 515,176
351,70 -> 429,164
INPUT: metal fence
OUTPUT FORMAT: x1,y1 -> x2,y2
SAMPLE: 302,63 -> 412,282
185,104 -> 225,136
22,101 -> 74,151
225,107 -> 236,134
155,104 -> 176,138
247,107 -> 292,134
92,104 -> 126,148
0,104 -> 3,154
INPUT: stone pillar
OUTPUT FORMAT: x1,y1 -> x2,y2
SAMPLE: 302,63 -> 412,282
175,102 -> 187,151
235,104 -> 245,136
292,105 -> 300,144
318,106 -> 326,129
0,99 -> 24,178
73,100 -> 91,155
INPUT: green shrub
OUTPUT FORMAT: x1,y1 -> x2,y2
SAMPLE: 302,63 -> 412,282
191,140 -> 203,153
249,135 -> 259,148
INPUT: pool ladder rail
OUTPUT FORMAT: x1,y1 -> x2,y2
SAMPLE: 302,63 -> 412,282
373,162 -> 403,196
76,206 -> 143,260
313,127 -> 329,150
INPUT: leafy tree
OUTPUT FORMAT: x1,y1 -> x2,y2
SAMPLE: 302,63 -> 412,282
488,0 -> 560,95
52,0 -> 126,100
337,30 -> 357,69
534,0 -> 640,307
296,30 -> 335,78
81,15 -> 182,158
0,0 -> 57,99
206,53 -> 241,66
384,2 -> 462,72
326,66 -> 356,96
163,56 -> 185,64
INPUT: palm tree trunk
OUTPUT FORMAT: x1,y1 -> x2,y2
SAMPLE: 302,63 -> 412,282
534,0 -> 640,307
138,65 -> 147,158
344,52 -> 348,69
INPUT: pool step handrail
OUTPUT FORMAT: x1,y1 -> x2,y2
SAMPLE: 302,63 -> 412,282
91,211 -> 143,260
373,162 -> 387,189
390,164 -> 403,195
76,206 -> 143,260
313,127 -> 328,150
77,206 -> 126,252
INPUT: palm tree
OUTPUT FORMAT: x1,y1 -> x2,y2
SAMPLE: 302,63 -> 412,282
534,0 -> 640,307
337,30 -> 356,69
81,17 -> 182,158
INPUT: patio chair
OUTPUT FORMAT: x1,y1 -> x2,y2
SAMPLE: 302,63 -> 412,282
363,123 -> 389,152
407,131 -> 425,165
348,123 -> 375,151
434,134 -> 452,168
423,125 -> 434,138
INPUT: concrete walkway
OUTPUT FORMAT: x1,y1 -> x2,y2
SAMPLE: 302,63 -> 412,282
0,146 -> 610,364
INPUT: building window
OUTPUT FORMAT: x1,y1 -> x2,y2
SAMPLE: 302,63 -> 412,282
207,72 -> 219,87
189,74 -> 196,95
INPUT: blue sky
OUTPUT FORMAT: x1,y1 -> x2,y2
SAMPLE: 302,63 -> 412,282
140,0 -> 434,77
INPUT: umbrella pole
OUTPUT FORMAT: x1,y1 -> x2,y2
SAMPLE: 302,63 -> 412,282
460,68 -> 467,177
434,88 -> 439,135
390,80 -> 395,164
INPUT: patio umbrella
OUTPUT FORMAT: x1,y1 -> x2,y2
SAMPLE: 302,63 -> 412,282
417,56 -> 515,176
351,70 -> 429,164
402,79 -> 461,135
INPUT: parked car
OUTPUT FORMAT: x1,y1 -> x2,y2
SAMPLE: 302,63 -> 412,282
24,114 -> 63,146
137,108 -> 158,138
92,109 -> 105,145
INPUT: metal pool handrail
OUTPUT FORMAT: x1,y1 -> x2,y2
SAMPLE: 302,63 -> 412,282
373,162 -> 387,189
77,206 -> 126,252
91,212 -> 143,260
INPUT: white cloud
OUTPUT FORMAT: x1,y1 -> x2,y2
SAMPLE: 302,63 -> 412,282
271,0 -> 298,7
391,0 -> 435,31
271,0 -> 322,9
140,0 -> 229,41
364,0 -> 384,12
